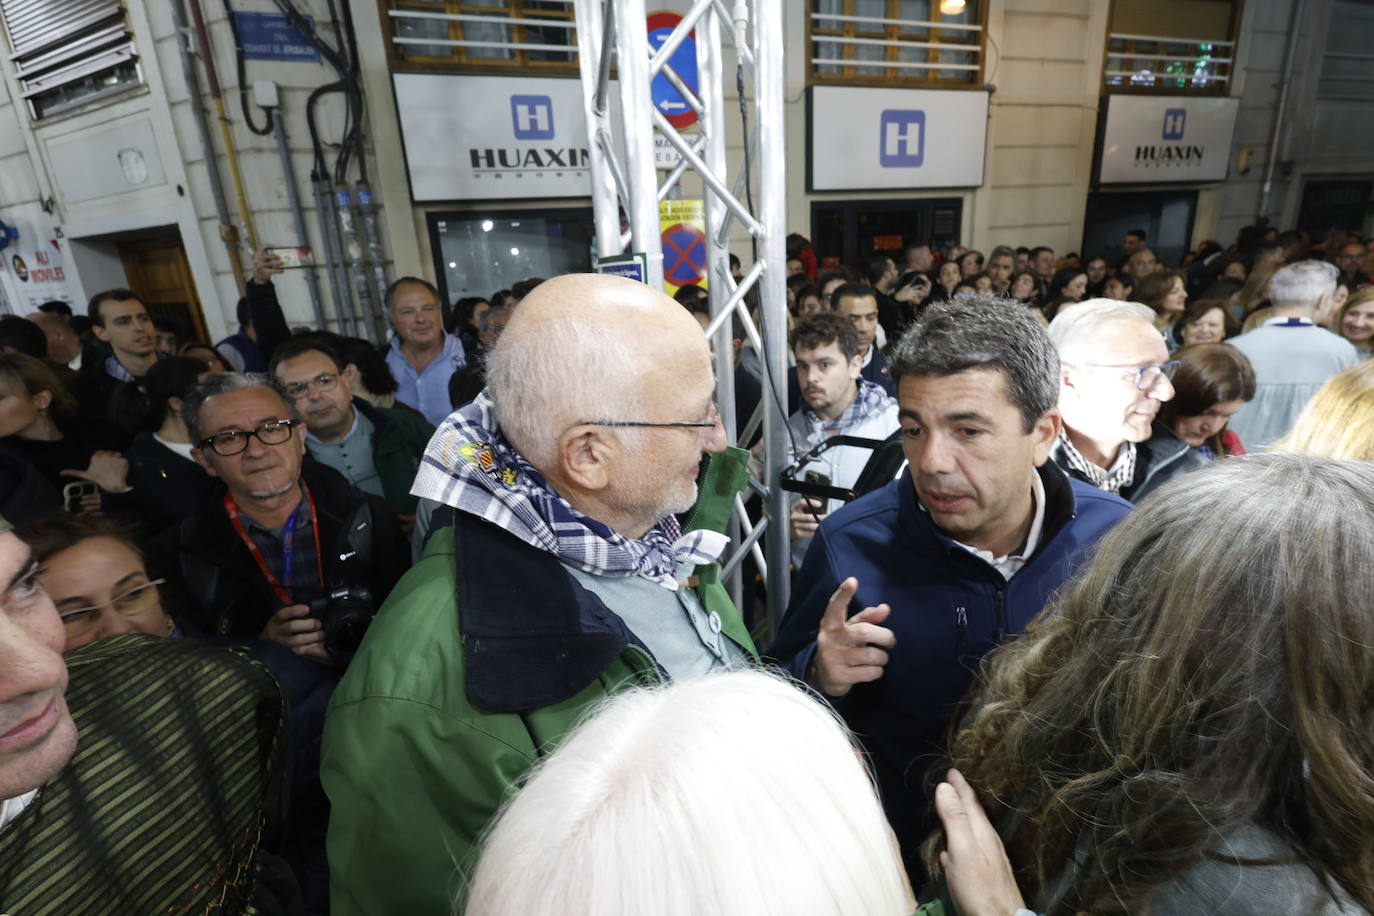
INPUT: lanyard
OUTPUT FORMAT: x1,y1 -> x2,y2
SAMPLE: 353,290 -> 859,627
224,485 -> 324,605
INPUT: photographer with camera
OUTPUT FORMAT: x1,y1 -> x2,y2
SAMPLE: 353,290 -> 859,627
152,373 -> 408,663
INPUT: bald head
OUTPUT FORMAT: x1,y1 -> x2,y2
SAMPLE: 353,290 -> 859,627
488,273 -> 714,470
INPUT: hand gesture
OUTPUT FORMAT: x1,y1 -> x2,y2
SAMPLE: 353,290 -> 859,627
935,768 -> 1026,916
790,497 -> 826,540
61,450 -> 129,493
252,246 -> 285,285
261,603 -> 329,661
807,576 -> 894,698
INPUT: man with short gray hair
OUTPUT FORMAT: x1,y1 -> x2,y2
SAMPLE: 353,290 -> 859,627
770,295 -> 1130,877
322,273 -> 756,913
1048,299 -> 1202,501
1226,260 -> 1359,448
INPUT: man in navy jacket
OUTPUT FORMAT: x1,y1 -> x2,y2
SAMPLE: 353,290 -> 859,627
769,295 -> 1131,876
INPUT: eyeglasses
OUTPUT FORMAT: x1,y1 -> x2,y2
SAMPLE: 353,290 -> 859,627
198,418 -> 300,456
57,578 -> 165,637
586,402 -> 721,430
1079,361 -> 1180,391
281,372 -> 340,400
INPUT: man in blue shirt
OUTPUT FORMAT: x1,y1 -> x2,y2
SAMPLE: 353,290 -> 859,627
769,295 -> 1131,877
382,277 -> 466,426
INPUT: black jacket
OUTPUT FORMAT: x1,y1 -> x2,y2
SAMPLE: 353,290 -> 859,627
152,461 -> 410,638
125,432 -> 216,534
1052,421 -> 1207,504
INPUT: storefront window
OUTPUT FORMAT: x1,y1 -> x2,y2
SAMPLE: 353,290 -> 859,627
428,208 -> 595,305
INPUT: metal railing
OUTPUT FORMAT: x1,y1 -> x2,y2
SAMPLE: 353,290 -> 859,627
385,2 -> 577,68
1105,32 -> 1232,92
810,9 -> 982,84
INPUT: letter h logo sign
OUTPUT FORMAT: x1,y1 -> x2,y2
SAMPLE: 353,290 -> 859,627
1162,108 -> 1186,141
879,110 -> 925,168
510,95 -> 555,140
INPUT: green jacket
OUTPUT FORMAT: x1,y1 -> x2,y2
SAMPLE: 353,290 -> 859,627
354,397 -> 435,516
321,447 -> 756,915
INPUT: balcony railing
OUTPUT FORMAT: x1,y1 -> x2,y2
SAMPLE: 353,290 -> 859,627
1105,32 -> 1231,93
809,8 -> 983,88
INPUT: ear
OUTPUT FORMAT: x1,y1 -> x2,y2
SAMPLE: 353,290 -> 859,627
1030,409 -> 1063,467
167,395 -> 182,415
191,447 -> 219,478
342,363 -> 361,386
92,323 -> 111,343
556,425 -> 616,493
848,354 -> 863,380
33,390 -> 52,411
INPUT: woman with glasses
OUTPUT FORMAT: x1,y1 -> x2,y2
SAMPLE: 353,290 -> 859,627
15,512 -> 176,651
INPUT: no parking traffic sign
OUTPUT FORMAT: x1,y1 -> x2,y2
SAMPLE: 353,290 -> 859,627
647,11 -> 699,130
660,199 -> 706,297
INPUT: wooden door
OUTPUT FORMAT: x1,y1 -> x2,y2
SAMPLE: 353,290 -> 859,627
118,238 -> 210,345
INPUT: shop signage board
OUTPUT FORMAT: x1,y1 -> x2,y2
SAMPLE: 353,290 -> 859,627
1097,95 -> 1240,184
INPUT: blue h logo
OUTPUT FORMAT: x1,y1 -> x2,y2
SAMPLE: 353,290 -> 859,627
879,110 -> 925,168
510,95 -> 554,140
1162,108 -> 1186,141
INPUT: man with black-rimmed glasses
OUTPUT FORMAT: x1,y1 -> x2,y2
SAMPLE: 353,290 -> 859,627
151,373 -> 408,662
1049,299 -> 1205,503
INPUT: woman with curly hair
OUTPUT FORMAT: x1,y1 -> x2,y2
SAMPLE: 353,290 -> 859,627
928,453 -> 1374,915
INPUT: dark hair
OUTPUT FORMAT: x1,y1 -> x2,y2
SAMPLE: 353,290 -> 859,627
510,278 -> 545,301
0,352 -> 77,421
1011,270 -> 1043,305
829,283 -> 878,312
235,296 -> 253,329
0,316 -> 47,359
789,312 -> 860,362
1015,247 -> 1030,257
1126,228 -> 1147,242
332,336 -> 397,396
891,295 -> 1060,432
1173,298 -> 1240,346
1135,270 -> 1185,315
728,252 -> 741,270
448,296 -> 491,335
109,355 -> 209,434
785,233 -> 810,260
1028,246 -> 1053,261
383,276 -> 439,312
1048,267 -> 1086,300
87,288 -> 142,326
152,317 -> 179,336
1159,343 -> 1256,422
178,342 -> 231,373
269,335 -> 344,374
38,300 -> 73,319
1108,273 -> 1136,293
673,285 -> 709,309
180,373 -> 298,445
16,511 -> 145,566
816,267 -> 859,298
866,256 -> 896,286
490,289 -> 513,309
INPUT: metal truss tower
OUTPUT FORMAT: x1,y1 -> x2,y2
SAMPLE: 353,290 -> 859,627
572,0 -> 792,634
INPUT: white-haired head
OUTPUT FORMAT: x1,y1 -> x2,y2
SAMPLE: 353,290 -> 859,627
462,670 -> 914,916
1047,298 -> 1157,364
1270,260 -> 1339,320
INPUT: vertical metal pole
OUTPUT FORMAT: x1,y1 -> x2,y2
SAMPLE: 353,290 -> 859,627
699,3 -> 742,609
356,181 -> 390,340
611,0 -> 664,288
754,0 -> 791,633
575,0 -> 624,260
272,113 -> 326,329
315,175 -> 354,335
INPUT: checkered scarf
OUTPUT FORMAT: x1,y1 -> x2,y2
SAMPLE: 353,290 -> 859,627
412,392 -> 727,590
1054,434 -> 1137,494
801,379 -> 896,436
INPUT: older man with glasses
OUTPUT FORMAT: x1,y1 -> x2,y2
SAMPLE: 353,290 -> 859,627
148,373 -> 409,664
271,336 -> 435,539
321,273 -> 756,914
1048,299 -> 1205,502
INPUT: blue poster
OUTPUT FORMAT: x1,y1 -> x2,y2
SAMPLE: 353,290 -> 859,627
233,12 -> 320,63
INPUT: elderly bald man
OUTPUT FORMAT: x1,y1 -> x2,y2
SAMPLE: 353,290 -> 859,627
321,273 -> 757,914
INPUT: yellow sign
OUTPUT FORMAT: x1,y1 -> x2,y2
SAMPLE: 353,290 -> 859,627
659,199 -> 707,297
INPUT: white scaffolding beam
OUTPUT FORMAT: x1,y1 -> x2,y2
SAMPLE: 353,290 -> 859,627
573,0 -> 792,635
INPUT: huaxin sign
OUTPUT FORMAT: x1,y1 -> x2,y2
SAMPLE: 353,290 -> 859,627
1098,96 -> 1239,185
394,75 -> 609,201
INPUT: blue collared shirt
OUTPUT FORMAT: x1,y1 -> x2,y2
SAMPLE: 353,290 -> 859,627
385,333 -> 466,426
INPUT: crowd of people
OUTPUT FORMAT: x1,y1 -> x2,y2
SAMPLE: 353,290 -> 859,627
1,220 -> 1372,916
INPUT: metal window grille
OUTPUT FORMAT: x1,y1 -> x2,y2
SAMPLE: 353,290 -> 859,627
0,0 -> 142,118
385,0 -> 578,73
808,0 -> 984,88
1104,33 -> 1233,93
1318,0 -> 1374,101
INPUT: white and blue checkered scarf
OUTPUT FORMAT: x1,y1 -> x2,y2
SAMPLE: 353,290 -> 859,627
412,392 -> 727,590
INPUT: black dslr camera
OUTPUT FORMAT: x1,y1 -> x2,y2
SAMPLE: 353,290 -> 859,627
308,587 -> 375,661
